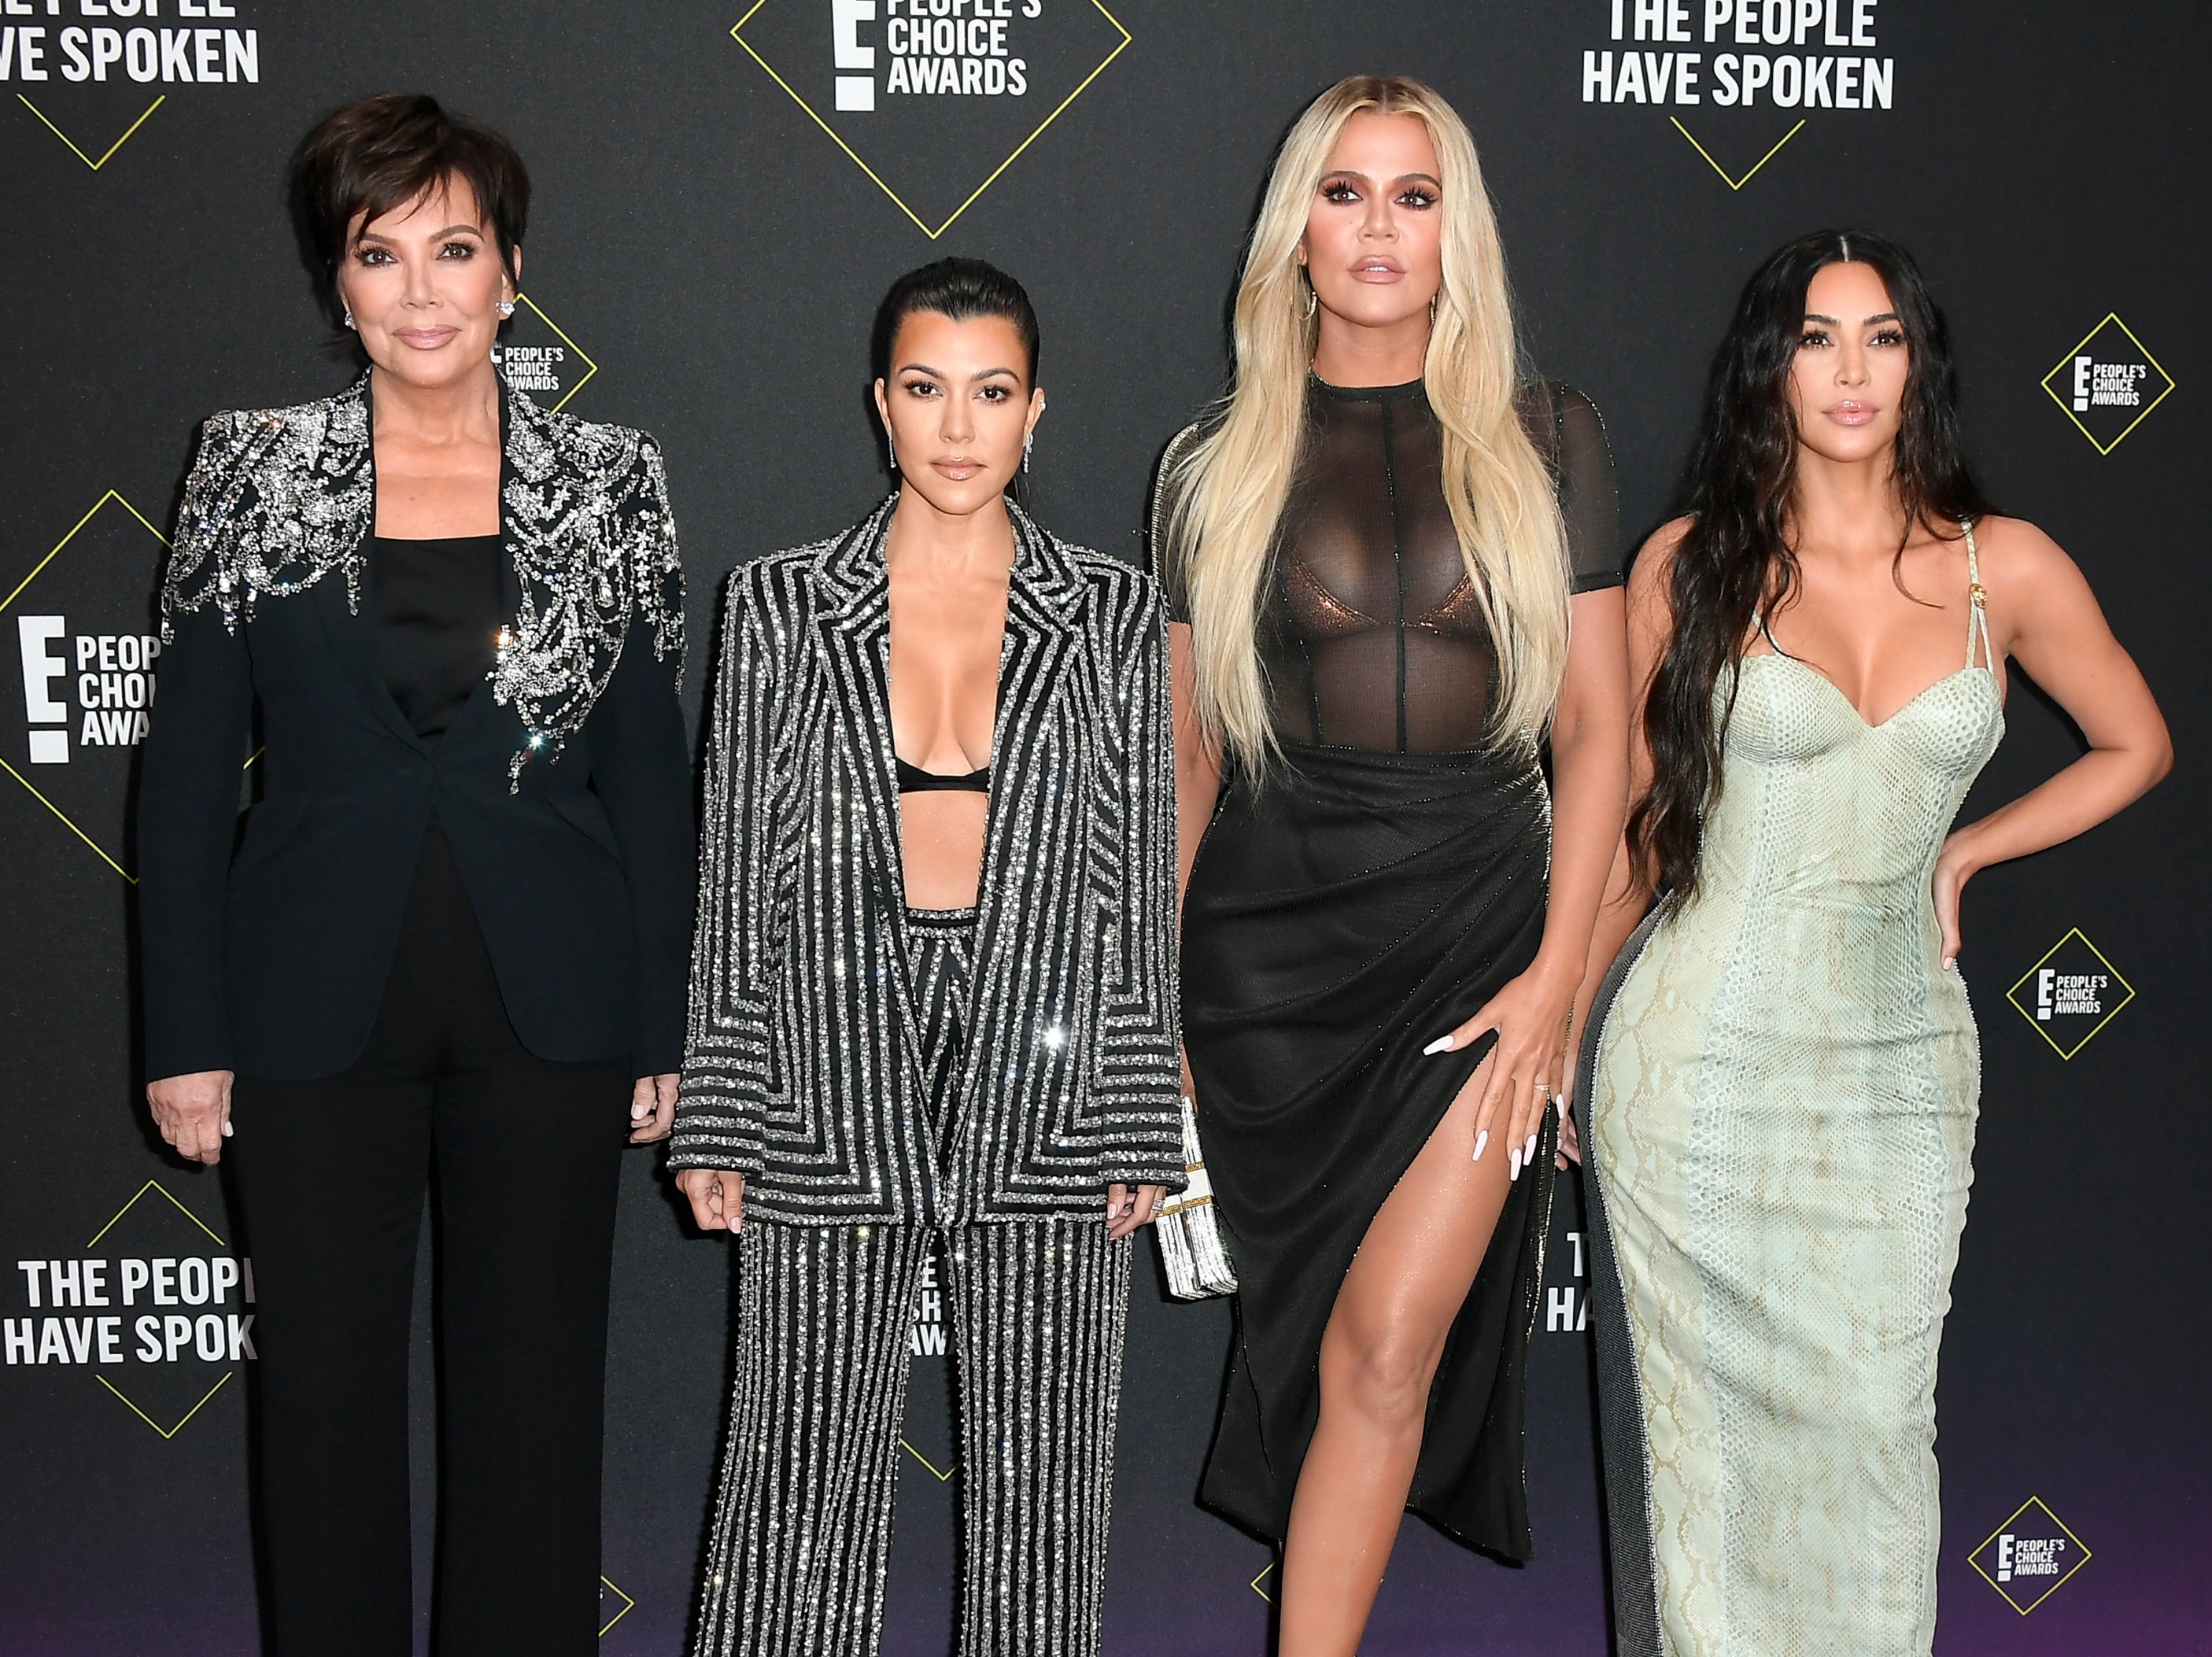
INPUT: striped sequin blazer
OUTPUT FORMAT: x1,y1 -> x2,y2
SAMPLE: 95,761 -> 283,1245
670,498 -> 1185,1225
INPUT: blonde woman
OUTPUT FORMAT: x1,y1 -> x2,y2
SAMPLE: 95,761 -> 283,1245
1154,76 -> 1628,1649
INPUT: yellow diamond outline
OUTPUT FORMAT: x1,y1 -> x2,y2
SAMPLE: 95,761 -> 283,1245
95,1369 -> 234,1439
2005,927 -> 2136,1061
511,293 -> 600,415
1967,1495 -> 2094,1615
0,489 -> 174,884
17,91 -> 164,171
598,1574 -> 636,1637
899,1435 -> 956,1482
1249,1561 -> 1274,1603
86,1177 -> 227,1251
1669,115 -> 1805,190
77,1183 -> 236,1434
729,0 -> 1132,239
2040,312 -> 2177,456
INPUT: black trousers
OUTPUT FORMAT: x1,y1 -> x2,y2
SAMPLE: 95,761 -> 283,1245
227,828 -> 630,1657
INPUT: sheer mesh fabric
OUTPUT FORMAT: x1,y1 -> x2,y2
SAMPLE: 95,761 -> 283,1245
1165,378 -> 1619,753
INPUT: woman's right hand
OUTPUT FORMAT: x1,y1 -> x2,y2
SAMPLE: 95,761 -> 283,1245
147,1070 -> 234,1166
676,1168 -> 744,1234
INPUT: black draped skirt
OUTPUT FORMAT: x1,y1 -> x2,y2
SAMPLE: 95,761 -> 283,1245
1184,739 -> 1557,1556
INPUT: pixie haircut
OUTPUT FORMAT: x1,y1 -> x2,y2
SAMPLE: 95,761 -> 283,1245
294,93 -> 530,285
871,257 -> 1041,386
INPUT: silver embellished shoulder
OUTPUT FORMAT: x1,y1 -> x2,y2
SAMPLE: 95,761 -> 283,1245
162,373 -> 686,787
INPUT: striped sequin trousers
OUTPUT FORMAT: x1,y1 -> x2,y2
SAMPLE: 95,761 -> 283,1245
693,909 -> 1133,1657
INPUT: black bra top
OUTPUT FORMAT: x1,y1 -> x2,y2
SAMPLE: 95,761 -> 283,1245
896,755 -> 992,794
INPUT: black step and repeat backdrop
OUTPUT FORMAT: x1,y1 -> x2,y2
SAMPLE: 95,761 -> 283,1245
2,3 -> 2204,1653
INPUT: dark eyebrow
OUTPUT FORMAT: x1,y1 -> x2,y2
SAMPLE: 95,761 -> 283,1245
356,224 -> 484,245
898,362 -> 1021,382
1319,170 -> 1443,189
1803,312 -> 1902,327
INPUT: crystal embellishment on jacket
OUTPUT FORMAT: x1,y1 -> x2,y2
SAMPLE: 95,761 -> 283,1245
161,371 -> 685,786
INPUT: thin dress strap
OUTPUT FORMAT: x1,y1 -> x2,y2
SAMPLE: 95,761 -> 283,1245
1961,519 -> 1992,670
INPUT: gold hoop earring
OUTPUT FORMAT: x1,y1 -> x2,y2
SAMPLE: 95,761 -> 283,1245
1303,280 -> 1317,320
1429,293 -> 1438,323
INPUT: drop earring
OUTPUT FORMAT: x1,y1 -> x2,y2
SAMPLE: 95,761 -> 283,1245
1023,432 -> 1033,473
342,309 -> 356,330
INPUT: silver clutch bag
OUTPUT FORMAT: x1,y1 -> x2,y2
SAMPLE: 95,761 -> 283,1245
1154,1093 -> 1236,1299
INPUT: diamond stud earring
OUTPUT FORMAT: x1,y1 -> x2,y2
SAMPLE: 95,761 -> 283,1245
342,309 -> 356,330
496,299 -> 516,319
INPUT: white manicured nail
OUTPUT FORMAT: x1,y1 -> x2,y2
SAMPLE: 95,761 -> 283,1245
1509,1147 -> 1522,1181
1556,1095 -> 1567,1120
1423,1035 -> 1454,1056
1525,1132 -> 1538,1163
1472,1129 -> 1488,1163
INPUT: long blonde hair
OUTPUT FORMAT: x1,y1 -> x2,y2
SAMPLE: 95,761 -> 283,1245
1169,76 -> 1570,762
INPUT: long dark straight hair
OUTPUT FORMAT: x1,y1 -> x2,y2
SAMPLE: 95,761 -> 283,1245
1630,229 -> 1993,900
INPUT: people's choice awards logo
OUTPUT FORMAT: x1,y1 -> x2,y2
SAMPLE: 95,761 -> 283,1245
2006,928 -> 2135,1061
4,1 -> 268,172
1578,0 -> 1896,189
2041,315 -> 2175,455
493,293 -> 600,415
729,0 -> 1131,237
4,491 -> 171,882
1969,1497 -> 2092,1615
5,1181 -> 253,1438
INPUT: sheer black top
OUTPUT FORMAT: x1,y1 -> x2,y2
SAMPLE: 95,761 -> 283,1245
1163,378 -> 1619,754
371,534 -> 505,739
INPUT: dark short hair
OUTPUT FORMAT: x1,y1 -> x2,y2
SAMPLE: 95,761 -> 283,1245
294,93 -> 529,286
871,257 -> 1041,386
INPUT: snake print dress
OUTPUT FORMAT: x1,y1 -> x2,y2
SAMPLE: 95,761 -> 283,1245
1585,526 -> 2003,1655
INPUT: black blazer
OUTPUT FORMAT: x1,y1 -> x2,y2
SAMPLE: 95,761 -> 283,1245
670,500 -> 1185,1223
138,374 -> 693,1083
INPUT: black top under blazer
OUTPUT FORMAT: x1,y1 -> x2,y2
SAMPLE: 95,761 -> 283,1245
669,499 -> 1186,1224
138,374 -> 694,1084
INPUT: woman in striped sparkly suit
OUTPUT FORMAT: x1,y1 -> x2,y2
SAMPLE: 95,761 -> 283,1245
670,259 -> 1186,1657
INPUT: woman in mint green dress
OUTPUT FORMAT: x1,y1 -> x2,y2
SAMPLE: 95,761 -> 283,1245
1579,231 -> 2170,1657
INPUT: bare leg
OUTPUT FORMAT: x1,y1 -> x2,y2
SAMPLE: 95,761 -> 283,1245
1277,1058 -> 1515,1656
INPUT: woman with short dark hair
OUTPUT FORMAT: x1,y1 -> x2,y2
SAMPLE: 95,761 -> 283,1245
137,92 -> 692,1655
671,257 -> 1184,1657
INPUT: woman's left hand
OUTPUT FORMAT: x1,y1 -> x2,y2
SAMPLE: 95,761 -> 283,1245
1932,833 -> 1978,972
1424,953 -> 1579,1183
1106,1183 -> 1165,1241
630,1073 -> 678,1143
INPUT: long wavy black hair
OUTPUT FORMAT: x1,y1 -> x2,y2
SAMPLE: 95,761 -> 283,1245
1630,229 -> 1993,900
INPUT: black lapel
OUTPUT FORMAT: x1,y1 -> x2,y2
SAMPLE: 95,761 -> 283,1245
307,376 -> 427,755
434,383 -> 525,751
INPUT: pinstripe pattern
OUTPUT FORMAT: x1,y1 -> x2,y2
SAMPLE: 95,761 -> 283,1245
672,497 -> 1184,1224
694,1220 -> 1129,1657
906,906 -> 977,1142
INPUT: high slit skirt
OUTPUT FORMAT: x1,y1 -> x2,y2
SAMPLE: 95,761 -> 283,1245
1183,738 -> 1557,1555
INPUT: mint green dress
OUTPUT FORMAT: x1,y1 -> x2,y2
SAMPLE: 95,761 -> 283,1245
1586,526 -> 2002,1656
